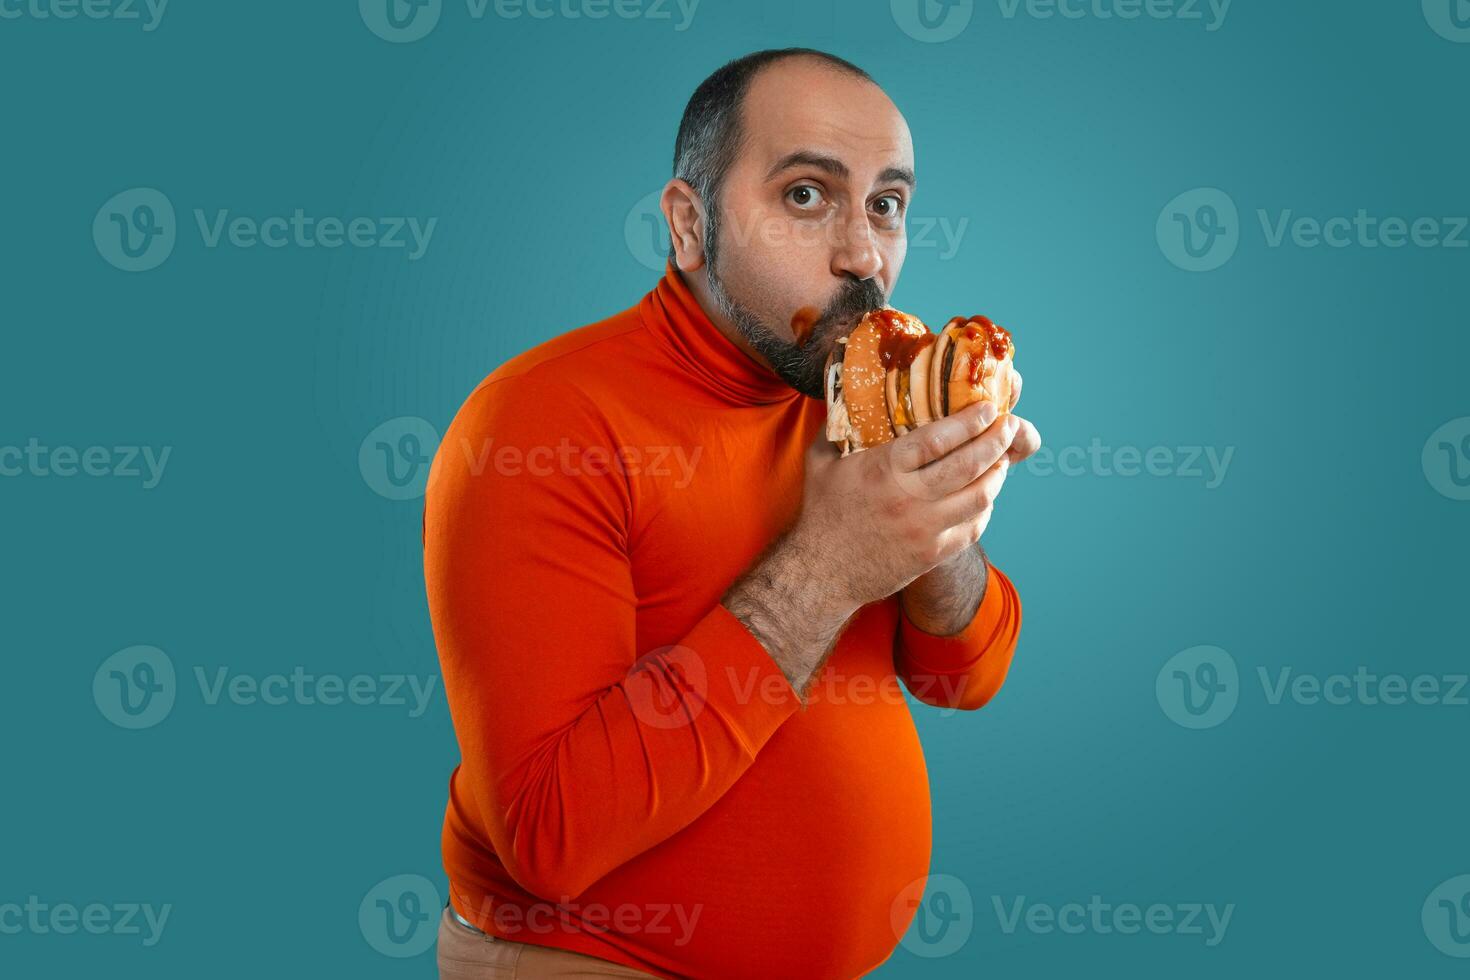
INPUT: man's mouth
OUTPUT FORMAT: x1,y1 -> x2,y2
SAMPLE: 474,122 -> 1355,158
823,308 -> 867,333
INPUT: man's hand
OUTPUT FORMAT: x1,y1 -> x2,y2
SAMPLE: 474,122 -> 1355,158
798,366 -> 1041,611
898,369 -> 1040,635
724,370 -> 1040,698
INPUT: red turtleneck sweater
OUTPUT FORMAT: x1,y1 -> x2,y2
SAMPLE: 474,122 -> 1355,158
422,262 -> 1022,979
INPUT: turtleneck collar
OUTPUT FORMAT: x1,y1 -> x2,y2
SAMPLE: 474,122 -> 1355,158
639,260 -> 804,407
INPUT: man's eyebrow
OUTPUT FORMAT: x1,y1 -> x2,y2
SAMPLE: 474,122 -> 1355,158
879,165 -> 916,190
765,150 -> 916,190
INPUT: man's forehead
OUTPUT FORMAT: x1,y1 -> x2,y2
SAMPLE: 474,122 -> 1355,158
740,61 -> 913,180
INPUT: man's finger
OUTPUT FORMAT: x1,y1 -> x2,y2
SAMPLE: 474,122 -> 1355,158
1008,368 -> 1023,411
1005,415 -> 1041,464
894,413 -> 1016,501
932,454 -> 1011,532
890,398 -> 1000,472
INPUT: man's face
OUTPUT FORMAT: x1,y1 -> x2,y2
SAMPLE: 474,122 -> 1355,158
703,59 -> 915,399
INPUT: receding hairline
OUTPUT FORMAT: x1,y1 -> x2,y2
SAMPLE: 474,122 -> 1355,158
739,58 -> 907,163
735,51 -> 887,126
672,49 -> 881,183
668,48 -> 892,261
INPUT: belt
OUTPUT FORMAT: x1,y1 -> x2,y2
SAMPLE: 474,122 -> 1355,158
450,904 -> 488,936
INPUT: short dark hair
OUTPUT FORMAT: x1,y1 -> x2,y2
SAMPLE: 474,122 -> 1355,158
668,48 -> 874,262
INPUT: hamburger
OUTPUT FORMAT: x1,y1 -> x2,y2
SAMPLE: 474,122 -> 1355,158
824,309 -> 1016,456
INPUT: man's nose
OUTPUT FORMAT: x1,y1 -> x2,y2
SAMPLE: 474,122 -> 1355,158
830,211 -> 883,282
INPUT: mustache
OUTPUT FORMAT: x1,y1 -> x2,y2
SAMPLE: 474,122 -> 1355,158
817,278 -> 887,335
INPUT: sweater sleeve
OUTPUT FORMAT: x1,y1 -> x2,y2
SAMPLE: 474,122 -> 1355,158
423,369 -> 800,901
892,559 -> 1022,711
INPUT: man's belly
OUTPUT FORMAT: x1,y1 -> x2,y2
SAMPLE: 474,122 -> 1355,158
580,601 -> 934,979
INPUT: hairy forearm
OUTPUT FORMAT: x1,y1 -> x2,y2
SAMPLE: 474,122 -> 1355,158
722,527 -> 855,705
899,544 -> 988,636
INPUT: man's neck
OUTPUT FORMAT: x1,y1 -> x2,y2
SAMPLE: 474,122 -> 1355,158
677,264 -> 775,373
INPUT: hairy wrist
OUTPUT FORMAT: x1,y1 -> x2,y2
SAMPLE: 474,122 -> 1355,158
900,544 -> 988,636
722,526 -> 854,703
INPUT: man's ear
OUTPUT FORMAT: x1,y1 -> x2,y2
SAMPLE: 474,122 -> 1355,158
661,178 -> 707,273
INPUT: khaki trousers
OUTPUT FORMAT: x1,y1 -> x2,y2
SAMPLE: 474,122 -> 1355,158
437,905 -> 662,979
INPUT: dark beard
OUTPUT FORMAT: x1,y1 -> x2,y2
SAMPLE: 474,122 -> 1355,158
705,259 -> 888,400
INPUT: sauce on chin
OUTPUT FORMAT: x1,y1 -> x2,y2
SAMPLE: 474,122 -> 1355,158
790,306 -> 822,349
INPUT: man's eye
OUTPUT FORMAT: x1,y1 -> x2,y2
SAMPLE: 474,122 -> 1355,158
873,194 -> 905,219
788,185 -> 825,209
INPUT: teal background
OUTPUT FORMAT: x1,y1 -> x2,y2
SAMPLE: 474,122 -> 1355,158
3,0 -> 1468,976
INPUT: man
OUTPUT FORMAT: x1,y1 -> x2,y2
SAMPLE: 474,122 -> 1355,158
424,47 -> 1042,979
